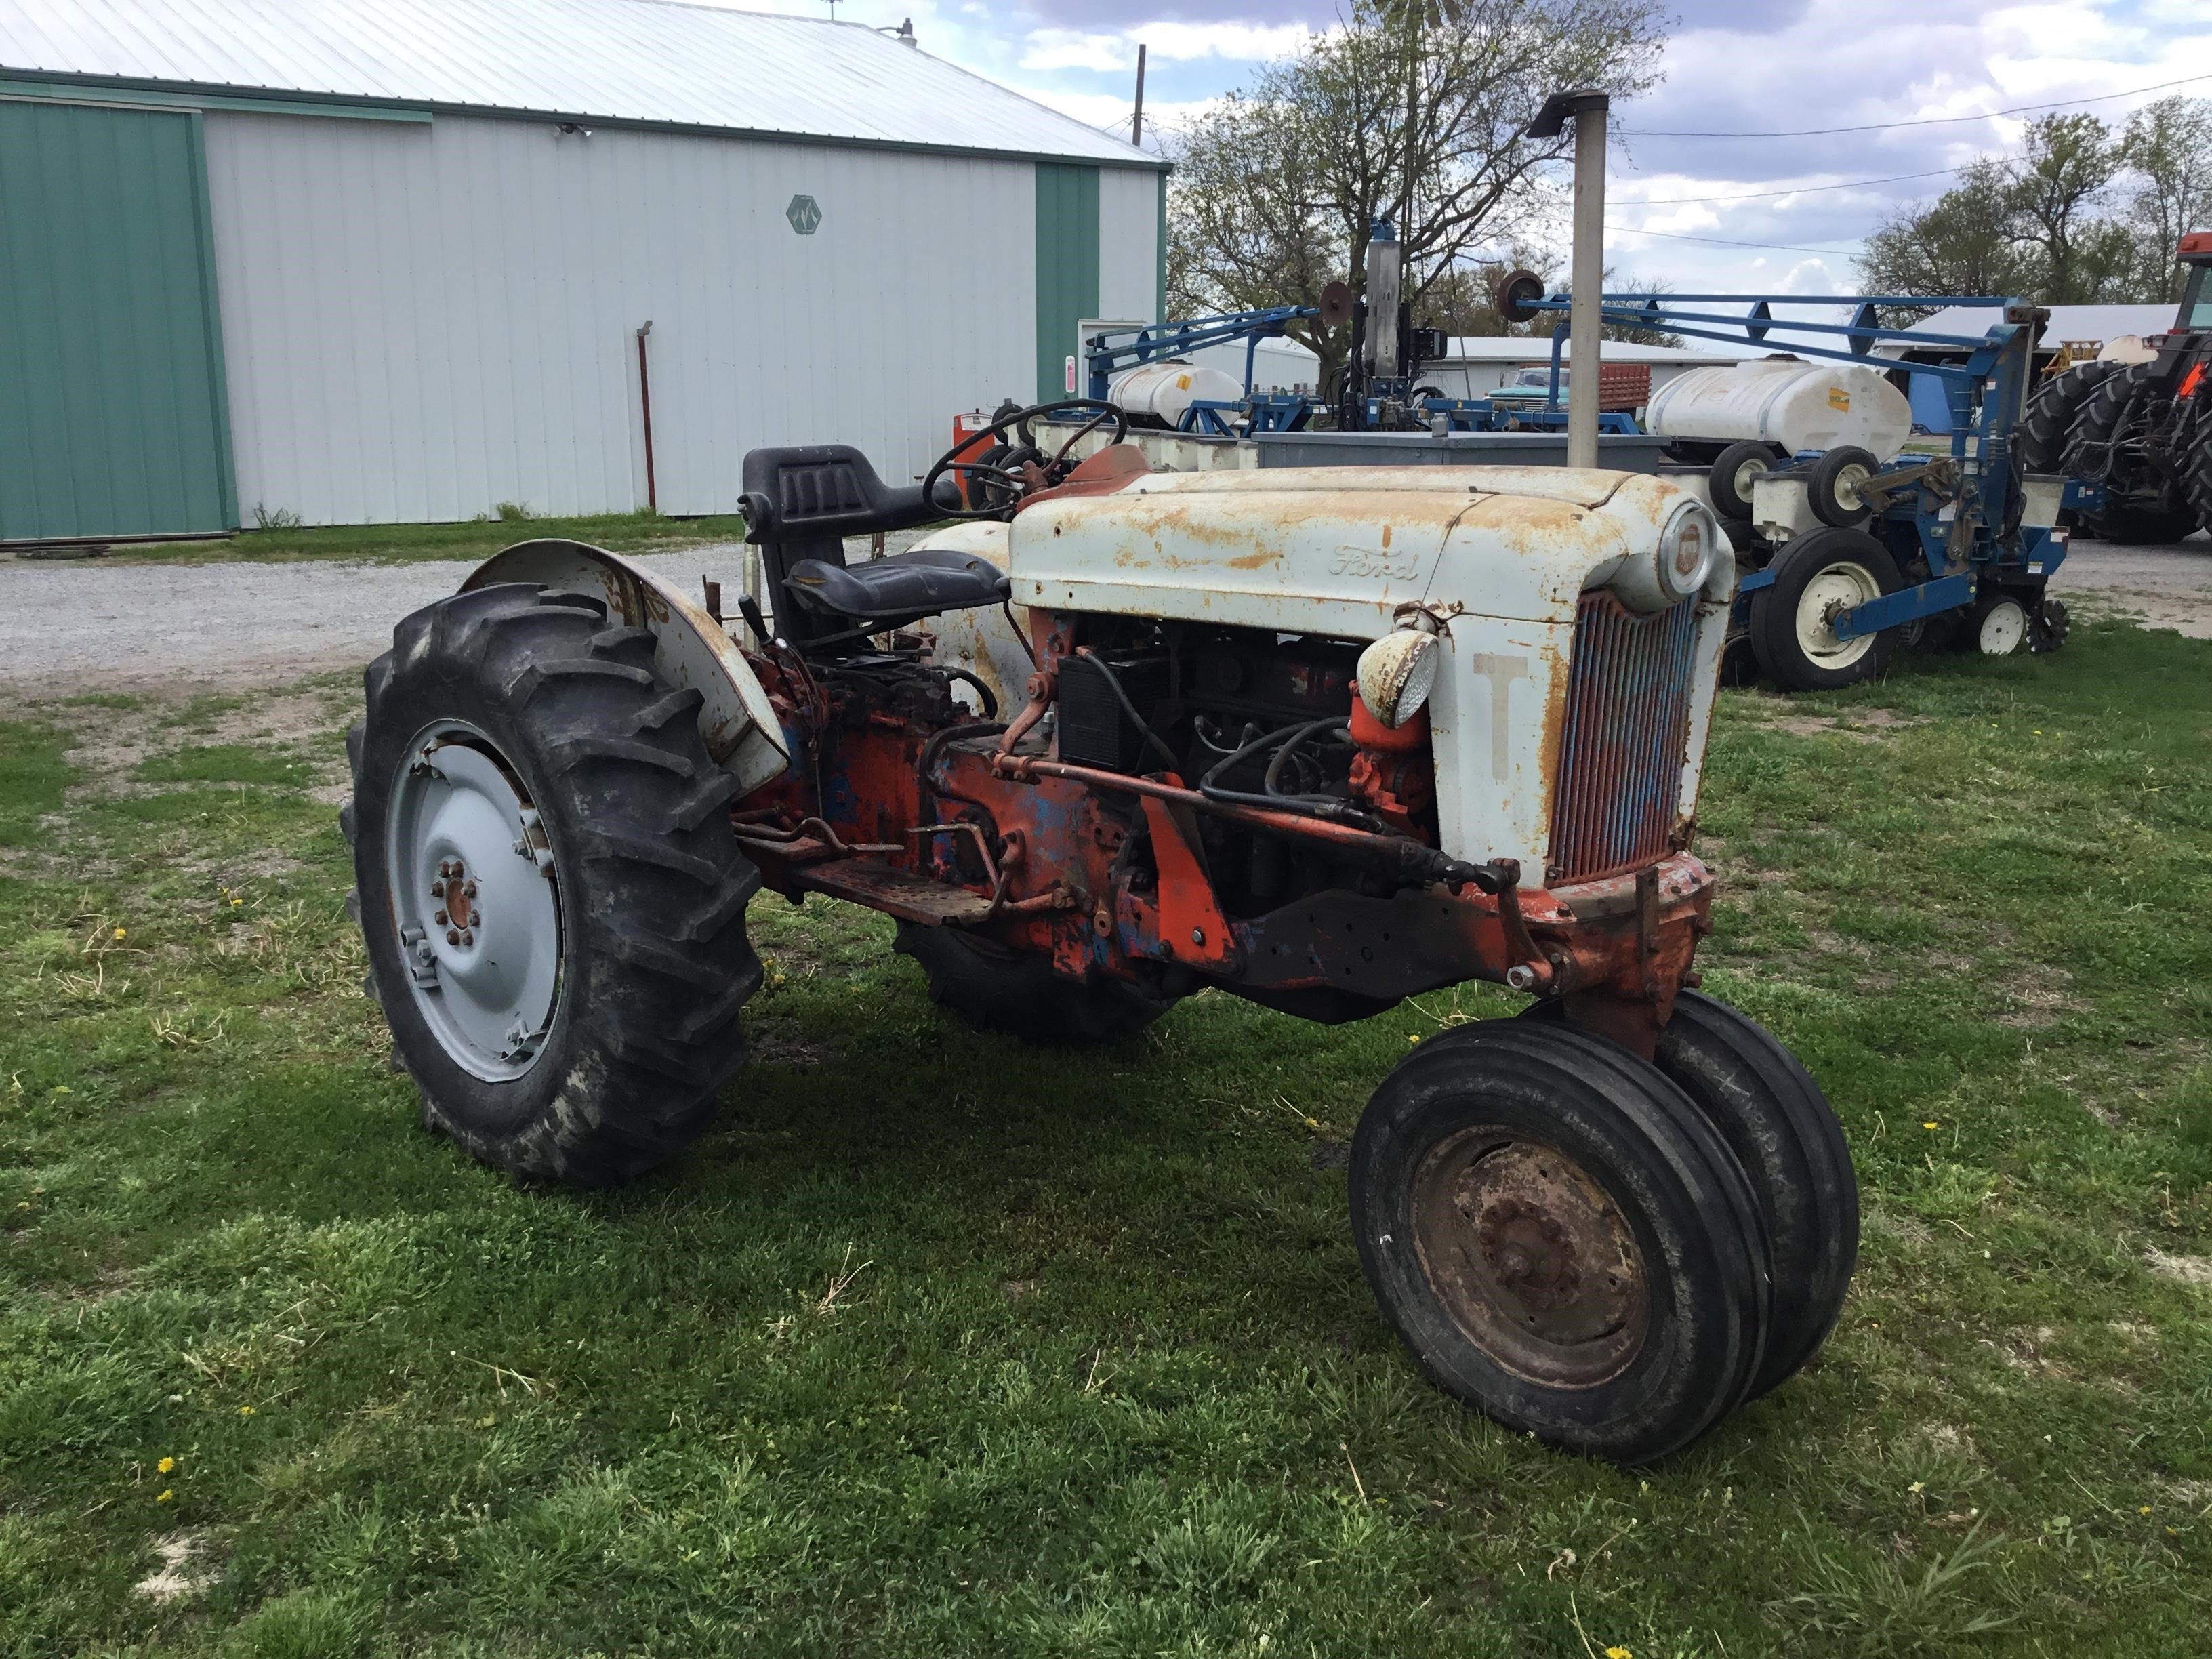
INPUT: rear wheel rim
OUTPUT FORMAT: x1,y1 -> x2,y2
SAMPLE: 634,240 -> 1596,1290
1409,1128 -> 1647,1386
384,721 -> 564,1081
1830,462 -> 1870,513
1732,456 -> 1769,499
1978,600 -> 2026,655
1793,560 -> 1882,668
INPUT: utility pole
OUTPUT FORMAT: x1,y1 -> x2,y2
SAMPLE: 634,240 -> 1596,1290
1525,89 -> 1610,470
1130,44 -> 1147,148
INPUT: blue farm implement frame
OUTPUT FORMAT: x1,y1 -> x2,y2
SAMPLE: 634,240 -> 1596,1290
1502,283 -> 2070,674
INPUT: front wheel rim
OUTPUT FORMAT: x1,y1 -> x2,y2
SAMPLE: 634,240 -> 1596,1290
1978,601 -> 2026,655
1410,1128 -> 1647,1386
1793,560 -> 1882,668
384,721 -> 565,1081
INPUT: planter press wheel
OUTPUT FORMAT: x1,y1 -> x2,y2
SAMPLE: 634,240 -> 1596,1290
1349,1021 -> 1769,1464
1748,527 -> 1903,691
1807,445 -> 1878,527
1707,441 -> 1776,521
1971,592 -> 2028,656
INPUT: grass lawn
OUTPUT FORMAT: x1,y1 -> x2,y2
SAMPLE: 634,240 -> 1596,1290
4,624 -> 2212,1656
77,510 -> 752,568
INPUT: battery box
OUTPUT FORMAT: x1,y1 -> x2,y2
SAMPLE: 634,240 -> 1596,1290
1057,653 -> 1170,773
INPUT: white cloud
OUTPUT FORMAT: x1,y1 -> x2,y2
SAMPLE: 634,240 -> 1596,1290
1139,20 -> 1319,62
1019,30 -> 1132,71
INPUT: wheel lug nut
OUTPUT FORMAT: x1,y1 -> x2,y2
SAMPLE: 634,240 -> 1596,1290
430,880 -> 445,897
464,881 -> 478,897
446,928 -> 461,945
434,909 -> 448,926
460,929 -> 474,946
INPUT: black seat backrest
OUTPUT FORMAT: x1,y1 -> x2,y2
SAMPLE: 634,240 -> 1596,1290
740,445 -> 940,647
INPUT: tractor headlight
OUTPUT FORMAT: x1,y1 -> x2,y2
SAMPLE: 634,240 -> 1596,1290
1356,628 -> 1441,729
1656,499 -> 1721,600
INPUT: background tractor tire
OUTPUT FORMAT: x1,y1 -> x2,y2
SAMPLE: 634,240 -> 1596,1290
344,583 -> 762,1186
2017,361 -> 2118,473
2065,362 -> 2197,543
1350,1020 -> 1769,1464
2185,410 -> 2212,536
1749,527 -> 1903,692
1708,441 -> 1777,521
895,921 -> 1176,1042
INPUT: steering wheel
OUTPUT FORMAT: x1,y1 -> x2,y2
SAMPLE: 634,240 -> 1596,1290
921,398 -> 1129,521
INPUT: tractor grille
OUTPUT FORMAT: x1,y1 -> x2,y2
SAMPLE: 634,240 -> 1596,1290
1548,591 -> 1700,884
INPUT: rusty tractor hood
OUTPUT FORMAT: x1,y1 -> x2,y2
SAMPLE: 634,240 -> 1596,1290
1008,464 -> 1716,638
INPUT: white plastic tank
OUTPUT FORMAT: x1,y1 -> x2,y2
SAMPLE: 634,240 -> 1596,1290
1645,359 -> 1913,459
1109,360 -> 1246,428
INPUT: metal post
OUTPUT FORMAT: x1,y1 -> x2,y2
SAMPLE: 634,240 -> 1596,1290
1524,89 -> 1610,470
1566,104 -> 1607,470
635,321 -> 657,513
1131,44 -> 1147,148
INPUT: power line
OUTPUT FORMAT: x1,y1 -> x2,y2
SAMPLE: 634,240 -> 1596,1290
1620,70 -> 2212,138
1605,224 -> 1862,255
1620,167 -> 1960,206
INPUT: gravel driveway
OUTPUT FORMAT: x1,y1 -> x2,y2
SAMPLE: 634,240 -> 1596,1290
1,529 -> 2205,697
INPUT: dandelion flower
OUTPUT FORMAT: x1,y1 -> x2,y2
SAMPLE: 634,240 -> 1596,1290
157,1456 -> 175,1474
2141,1505 -> 2152,1515
113,927 -> 127,940
230,897 -> 243,907
155,1489 -> 173,1503
1923,1120 -> 1938,1130
1908,1481 -> 1924,1494
1606,1647 -> 1633,1659
239,1405 -> 255,1417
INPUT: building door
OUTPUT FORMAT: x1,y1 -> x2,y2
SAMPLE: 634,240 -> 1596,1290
1034,163 -> 1100,405
0,98 -> 236,541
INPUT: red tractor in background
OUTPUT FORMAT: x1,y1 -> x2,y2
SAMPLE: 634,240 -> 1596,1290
2021,232 -> 2212,543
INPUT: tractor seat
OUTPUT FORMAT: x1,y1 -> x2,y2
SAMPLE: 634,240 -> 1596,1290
783,548 -> 1010,622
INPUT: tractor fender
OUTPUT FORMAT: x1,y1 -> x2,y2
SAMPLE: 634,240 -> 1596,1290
462,539 -> 790,796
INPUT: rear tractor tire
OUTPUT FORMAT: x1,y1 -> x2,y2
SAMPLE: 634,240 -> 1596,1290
343,583 -> 762,1185
1748,527 -> 1903,691
2066,362 -> 2200,544
2017,360 -> 2118,473
1349,1021 -> 1771,1463
894,921 -> 1177,1042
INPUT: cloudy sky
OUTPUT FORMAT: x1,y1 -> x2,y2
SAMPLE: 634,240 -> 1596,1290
741,0 -> 2211,298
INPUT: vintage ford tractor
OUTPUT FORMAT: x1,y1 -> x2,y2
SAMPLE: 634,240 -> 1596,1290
343,401 -> 1858,1464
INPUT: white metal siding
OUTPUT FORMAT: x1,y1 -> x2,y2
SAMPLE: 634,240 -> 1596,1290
1097,165 -> 1158,326
203,111 -> 1037,524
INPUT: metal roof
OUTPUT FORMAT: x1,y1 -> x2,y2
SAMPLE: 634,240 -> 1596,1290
1900,304 -> 2175,350
0,0 -> 1160,166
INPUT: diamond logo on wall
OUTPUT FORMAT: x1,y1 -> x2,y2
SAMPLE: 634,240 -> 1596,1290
785,194 -> 821,236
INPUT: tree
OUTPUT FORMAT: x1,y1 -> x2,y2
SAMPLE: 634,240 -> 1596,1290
1166,0 -> 1665,386
1856,101 -> 2212,305
2003,114 -> 2132,302
2121,96 -> 2212,304
1859,160 -> 2041,298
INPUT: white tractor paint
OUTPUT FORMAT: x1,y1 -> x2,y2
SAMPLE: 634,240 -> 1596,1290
1008,465 -> 1736,877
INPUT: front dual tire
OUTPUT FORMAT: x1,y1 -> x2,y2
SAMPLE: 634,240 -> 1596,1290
1351,996 -> 1856,1462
